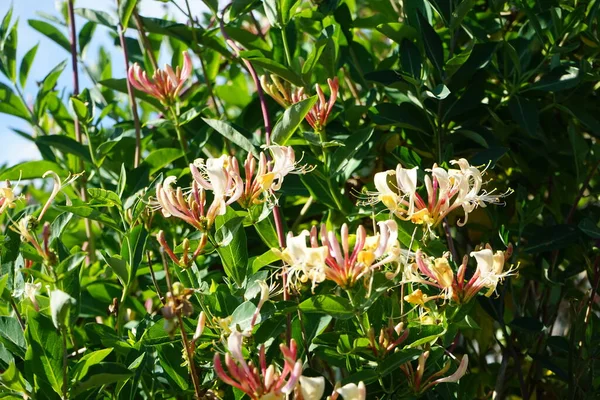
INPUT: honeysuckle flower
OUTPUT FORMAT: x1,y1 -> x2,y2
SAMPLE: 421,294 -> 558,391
261,75 -> 339,131
330,381 -> 366,400
250,280 -> 276,329
16,281 -> 42,311
277,231 -> 329,292
154,176 -> 216,231
403,250 -> 456,300
193,311 -> 207,342
405,245 -> 515,304
214,332 -> 303,400
0,180 -> 21,215
298,376 -> 326,400
295,78 -> 339,132
128,51 -> 192,105
460,244 -> 516,302
38,170 -> 82,222
367,159 -> 511,235
191,155 -> 244,216
400,350 -> 468,394
278,221 -> 402,292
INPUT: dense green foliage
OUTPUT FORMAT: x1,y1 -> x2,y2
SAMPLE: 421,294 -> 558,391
0,0 -> 599,399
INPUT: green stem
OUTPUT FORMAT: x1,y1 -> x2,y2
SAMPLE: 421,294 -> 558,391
61,327 -> 68,399
281,27 -> 293,67
169,106 -> 190,164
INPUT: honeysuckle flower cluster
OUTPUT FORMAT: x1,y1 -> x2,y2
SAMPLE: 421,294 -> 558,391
154,146 -> 306,233
277,221 -> 401,292
157,230 -> 207,268
128,51 -> 192,105
214,331 -> 303,400
10,171 -> 81,265
368,159 -> 512,236
367,320 -> 409,357
188,146 -> 308,213
261,75 -> 339,131
403,244 -> 516,304
400,350 -> 469,394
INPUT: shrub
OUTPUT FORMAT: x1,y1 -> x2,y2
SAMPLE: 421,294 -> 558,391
0,0 -> 598,399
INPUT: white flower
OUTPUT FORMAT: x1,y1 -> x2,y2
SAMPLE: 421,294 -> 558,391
299,376 -> 325,400
192,155 -> 244,216
470,248 -> 515,296
336,381 -> 366,400
395,165 -> 418,215
431,355 -> 469,384
278,231 -> 328,292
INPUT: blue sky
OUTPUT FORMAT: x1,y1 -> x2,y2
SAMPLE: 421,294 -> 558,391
0,0 -> 207,166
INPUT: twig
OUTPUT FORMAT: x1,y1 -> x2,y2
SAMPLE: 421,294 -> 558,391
184,0 -> 221,117
133,10 -> 158,71
147,251 -> 164,305
116,0 -> 143,168
67,0 -> 95,263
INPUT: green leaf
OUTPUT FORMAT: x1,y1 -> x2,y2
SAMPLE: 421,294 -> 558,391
0,160 -> 66,180
0,317 -> 26,359
71,348 -> 113,382
19,43 -> 38,88
118,0 -> 138,28
74,8 -> 118,29
376,23 -> 418,45
179,105 -> 205,126
28,19 -> 70,52
525,67 -> 580,92
143,148 -> 184,175
69,96 -> 89,121
157,344 -> 189,390
377,349 -> 422,377
0,82 -> 30,120
400,39 -> 422,80
298,295 -> 354,319
101,253 -> 129,287
369,103 -> 431,133
50,289 -> 76,329
57,201 -> 123,232
300,168 -> 341,210
330,127 -> 374,176
78,21 -> 96,54
0,362 -> 29,395
508,96 -> 539,138
449,0 -> 476,31
36,135 -> 91,162
1,21 -> 18,82
417,12 -> 444,73
579,218 -> 600,239
425,84 -> 451,100
71,363 -> 133,396
87,188 -> 122,209
24,309 -> 63,397
215,208 -> 249,287
251,249 -> 281,273
272,96 -> 318,145
123,224 -> 148,285
523,225 -> 579,253
202,118 -> 257,156
239,51 -> 303,86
